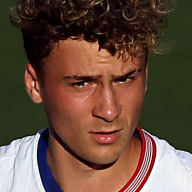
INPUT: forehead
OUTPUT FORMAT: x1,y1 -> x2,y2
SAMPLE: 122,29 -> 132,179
44,39 -> 145,76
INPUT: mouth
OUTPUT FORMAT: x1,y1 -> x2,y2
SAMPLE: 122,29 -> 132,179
89,128 -> 123,144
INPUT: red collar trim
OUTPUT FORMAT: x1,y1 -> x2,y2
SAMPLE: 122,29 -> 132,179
119,127 -> 156,192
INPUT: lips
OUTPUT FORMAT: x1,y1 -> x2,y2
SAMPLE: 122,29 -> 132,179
89,129 -> 122,144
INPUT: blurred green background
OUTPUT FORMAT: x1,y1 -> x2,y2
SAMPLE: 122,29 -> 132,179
0,1 -> 191,152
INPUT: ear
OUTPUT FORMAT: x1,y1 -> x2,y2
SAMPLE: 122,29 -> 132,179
144,64 -> 148,93
25,64 -> 43,103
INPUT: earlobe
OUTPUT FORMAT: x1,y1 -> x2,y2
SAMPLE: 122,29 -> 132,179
25,64 -> 43,104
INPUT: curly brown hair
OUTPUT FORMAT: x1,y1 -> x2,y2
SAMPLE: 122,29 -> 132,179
10,0 -> 174,73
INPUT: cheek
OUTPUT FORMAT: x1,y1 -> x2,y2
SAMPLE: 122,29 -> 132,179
43,86 -> 91,129
119,80 -> 145,119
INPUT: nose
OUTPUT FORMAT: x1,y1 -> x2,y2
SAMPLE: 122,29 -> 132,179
92,87 -> 122,122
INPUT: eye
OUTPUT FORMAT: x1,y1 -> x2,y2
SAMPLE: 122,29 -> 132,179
114,75 -> 135,84
71,81 -> 89,88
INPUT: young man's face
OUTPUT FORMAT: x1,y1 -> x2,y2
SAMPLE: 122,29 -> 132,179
26,39 -> 147,165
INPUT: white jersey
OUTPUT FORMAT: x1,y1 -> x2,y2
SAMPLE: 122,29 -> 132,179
0,128 -> 192,192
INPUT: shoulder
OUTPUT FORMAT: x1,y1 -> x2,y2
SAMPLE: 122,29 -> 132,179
0,134 -> 37,172
0,135 -> 36,157
175,149 -> 192,173
149,132 -> 192,176
0,131 -> 41,162
142,129 -> 192,192
0,131 -> 44,191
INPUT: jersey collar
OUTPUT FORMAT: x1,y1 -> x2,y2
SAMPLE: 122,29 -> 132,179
119,127 -> 156,192
37,127 -> 156,192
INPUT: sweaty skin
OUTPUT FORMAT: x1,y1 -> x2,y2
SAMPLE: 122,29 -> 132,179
25,39 -> 147,192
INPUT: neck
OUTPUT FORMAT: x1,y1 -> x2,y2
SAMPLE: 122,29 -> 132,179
47,131 -> 141,192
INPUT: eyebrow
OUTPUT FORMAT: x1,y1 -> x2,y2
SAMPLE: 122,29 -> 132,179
63,75 -> 102,81
112,69 -> 138,79
63,69 -> 140,81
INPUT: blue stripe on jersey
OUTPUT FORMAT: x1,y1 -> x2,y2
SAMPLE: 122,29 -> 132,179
37,129 -> 63,192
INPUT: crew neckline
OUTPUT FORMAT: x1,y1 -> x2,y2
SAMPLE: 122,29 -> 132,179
37,127 -> 156,192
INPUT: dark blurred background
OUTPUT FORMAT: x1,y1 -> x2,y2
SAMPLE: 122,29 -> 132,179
0,1 -> 191,152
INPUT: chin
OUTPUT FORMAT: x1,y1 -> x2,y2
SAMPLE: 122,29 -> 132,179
82,140 -> 128,167
83,156 -> 119,170
82,149 -> 124,169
